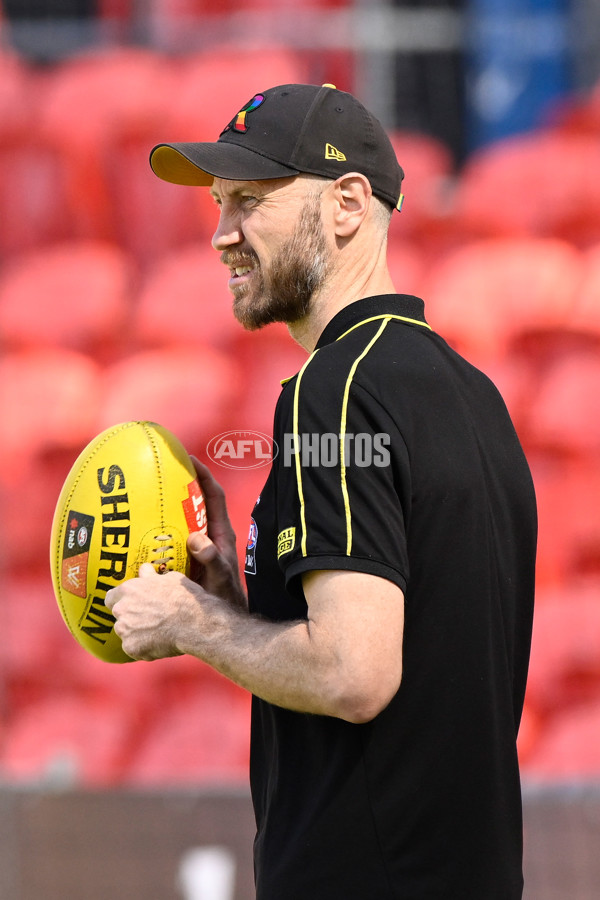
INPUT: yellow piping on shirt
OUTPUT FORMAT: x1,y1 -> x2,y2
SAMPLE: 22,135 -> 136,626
337,313 -> 432,342
291,312 -> 429,557
339,318 -> 391,555
293,349 -> 319,557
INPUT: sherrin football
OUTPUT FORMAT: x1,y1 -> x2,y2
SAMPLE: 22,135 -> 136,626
50,421 -> 207,663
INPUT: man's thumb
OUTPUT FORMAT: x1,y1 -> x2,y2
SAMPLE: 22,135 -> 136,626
187,531 -> 218,564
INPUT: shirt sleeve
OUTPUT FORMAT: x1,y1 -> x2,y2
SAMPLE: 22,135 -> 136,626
273,348 -> 410,594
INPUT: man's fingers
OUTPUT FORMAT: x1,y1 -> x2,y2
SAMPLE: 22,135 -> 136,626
187,530 -> 240,597
191,456 -> 232,533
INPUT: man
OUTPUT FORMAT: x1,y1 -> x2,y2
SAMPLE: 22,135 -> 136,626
106,84 -> 537,899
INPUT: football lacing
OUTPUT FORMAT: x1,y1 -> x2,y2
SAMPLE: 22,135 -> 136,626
152,533 -> 175,574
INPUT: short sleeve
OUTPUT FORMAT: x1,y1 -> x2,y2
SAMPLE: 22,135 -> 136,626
273,347 -> 410,593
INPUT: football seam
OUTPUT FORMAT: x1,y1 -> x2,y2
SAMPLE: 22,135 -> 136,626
141,421 -> 166,530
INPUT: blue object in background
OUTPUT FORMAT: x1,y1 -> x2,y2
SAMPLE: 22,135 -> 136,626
465,0 -> 571,150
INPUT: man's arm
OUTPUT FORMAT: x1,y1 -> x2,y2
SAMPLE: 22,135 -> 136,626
106,562 -> 403,724
105,461 -> 404,723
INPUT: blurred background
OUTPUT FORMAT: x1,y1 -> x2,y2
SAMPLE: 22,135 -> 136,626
0,1 -> 599,898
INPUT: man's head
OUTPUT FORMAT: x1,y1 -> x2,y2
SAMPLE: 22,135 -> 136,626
150,83 -> 404,214
149,84 -> 403,331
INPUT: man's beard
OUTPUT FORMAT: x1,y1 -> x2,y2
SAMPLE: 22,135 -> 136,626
222,192 -> 331,331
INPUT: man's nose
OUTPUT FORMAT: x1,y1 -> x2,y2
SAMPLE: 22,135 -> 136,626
212,209 -> 243,252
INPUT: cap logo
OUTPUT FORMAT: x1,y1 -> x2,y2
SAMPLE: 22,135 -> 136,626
325,143 -> 347,162
224,93 -> 265,135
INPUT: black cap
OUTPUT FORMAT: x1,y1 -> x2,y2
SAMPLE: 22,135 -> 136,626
150,83 -> 404,211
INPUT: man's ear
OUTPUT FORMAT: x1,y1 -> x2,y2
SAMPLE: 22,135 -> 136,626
331,172 -> 372,237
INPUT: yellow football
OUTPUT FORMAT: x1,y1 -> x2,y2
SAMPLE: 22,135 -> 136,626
50,421 -> 207,663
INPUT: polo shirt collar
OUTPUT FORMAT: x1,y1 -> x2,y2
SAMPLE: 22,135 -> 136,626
315,294 -> 428,349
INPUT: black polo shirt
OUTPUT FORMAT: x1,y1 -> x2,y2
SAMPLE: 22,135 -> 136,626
245,294 -> 536,900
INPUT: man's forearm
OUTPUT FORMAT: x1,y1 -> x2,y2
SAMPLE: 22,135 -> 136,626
175,592 -> 350,719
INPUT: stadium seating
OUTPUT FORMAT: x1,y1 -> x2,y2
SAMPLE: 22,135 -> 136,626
386,241 -> 426,300
0,347 -> 102,478
0,52 -> 71,256
573,243 -> 600,339
453,130 -> 600,246
160,47 -> 309,142
96,345 -> 241,452
126,670 -> 251,786
37,48 -> 176,244
527,353 -> 600,458
523,700 -> 600,779
388,130 -> 455,249
0,692 -> 134,785
0,51 -> 32,144
133,244 -> 239,350
422,237 -> 582,367
0,240 -> 135,358
1,39 -> 600,787
0,348 -> 103,577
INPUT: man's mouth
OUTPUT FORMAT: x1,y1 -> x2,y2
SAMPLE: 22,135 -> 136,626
222,253 -> 257,289
232,265 -> 254,278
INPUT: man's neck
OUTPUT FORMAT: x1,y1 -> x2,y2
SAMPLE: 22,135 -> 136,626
287,260 -> 396,353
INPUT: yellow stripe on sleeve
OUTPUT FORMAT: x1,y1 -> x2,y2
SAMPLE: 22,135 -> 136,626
339,318 -> 391,555
293,349 -> 319,557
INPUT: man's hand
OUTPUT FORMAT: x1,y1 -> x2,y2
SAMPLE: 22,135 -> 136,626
105,564 -> 203,661
105,459 -> 246,661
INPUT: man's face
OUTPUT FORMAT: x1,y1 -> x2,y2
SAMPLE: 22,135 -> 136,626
211,176 -> 332,330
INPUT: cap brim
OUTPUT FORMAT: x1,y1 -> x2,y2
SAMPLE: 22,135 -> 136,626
150,142 -> 300,186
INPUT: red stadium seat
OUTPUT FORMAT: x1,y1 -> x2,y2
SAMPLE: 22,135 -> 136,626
423,238 -> 582,366
3,574 -> 166,701
0,241 -> 134,357
133,244 -> 238,350
0,52 -> 71,255
2,577 -> 70,681
37,48 -> 175,243
0,348 -> 102,575
527,352 -> 600,457
228,324 -> 307,436
0,347 -> 102,478
529,455 -> 600,587
0,143 -> 73,257
386,242 -> 426,300
0,51 -> 32,145
126,673 -> 250,785
106,134 -> 209,263
454,131 -> 600,245
0,692 -> 133,785
572,243 -> 600,341
522,699 -> 600,779
387,131 -> 454,247
520,580 -> 600,774
161,47 -> 308,142
96,345 -> 240,453
525,584 -> 600,716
